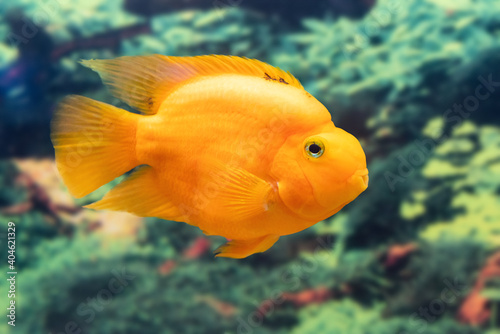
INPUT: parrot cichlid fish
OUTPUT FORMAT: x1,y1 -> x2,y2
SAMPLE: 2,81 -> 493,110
51,55 -> 368,258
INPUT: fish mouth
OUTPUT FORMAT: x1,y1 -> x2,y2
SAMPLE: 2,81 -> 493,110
349,168 -> 369,189
353,168 -> 368,177
320,169 -> 369,217
362,174 -> 369,187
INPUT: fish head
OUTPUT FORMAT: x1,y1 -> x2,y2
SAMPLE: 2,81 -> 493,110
271,123 -> 368,221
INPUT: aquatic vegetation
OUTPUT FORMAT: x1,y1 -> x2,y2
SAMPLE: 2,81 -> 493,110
126,9 -> 277,58
0,0 -> 138,39
291,299 -> 480,334
272,0 -> 500,139
0,42 -> 17,68
416,121 -> 500,247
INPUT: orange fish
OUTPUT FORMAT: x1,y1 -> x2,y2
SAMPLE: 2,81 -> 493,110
51,55 -> 368,258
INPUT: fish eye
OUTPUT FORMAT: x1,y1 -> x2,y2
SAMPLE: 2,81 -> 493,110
305,140 -> 325,158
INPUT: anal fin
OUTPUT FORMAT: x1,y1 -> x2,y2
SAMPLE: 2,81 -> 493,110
214,235 -> 279,259
85,166 -> 185,221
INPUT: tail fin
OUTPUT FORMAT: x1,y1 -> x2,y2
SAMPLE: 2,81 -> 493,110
51,95 -> 140,198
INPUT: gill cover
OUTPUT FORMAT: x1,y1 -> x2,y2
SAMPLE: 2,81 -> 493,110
271,123 -> 367,221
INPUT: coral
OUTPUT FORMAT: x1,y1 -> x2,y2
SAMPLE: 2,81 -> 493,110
459,252 -> 500,326
383,243 -> 417,269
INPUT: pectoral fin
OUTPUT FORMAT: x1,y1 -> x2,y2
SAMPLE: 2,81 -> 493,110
208,162 -> 275,222
214,235 -> 280,259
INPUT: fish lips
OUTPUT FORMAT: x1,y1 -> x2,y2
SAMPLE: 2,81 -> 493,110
305,167 -> 369,214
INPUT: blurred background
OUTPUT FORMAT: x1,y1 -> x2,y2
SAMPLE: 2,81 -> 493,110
1,0 -> 500,333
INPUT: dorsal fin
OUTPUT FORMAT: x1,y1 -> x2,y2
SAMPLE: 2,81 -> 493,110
81,55 -> 304,115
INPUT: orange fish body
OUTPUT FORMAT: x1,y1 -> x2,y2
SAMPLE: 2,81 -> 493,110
51,55 -> 368,258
